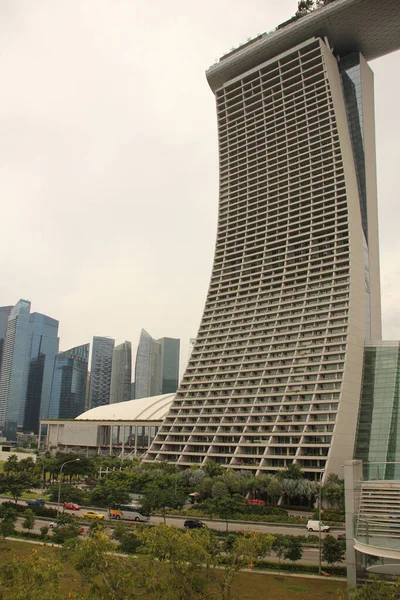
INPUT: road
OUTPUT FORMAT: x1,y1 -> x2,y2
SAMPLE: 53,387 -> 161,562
13,516 -> 335,566
1,497 -> 343,538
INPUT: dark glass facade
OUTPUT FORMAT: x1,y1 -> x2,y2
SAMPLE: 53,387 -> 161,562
355,342 -> 400,479
23,313 -> 59,432
88,337 -> 114,408
49,344 -> 89,419
159,337 -> 180,394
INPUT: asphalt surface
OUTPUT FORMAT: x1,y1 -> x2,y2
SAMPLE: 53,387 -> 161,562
13,515 -> 336,566
1,497 -> 343,538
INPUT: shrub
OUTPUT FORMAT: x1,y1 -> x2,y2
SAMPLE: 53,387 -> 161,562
253,559 -> 346,577
0,501 -> 57,519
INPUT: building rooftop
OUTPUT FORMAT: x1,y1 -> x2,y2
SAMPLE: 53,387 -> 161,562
75,393 -> 175,422
207,0 -> 400,91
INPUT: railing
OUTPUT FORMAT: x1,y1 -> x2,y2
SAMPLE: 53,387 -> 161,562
354,516 -> 400,552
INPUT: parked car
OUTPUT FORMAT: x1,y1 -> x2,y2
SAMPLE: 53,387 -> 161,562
337,533 -> 346,540
63,502 -> 80,511
83,511 -> 105,520
184,519 -> 206,529
26,499 -> 46,507
306,520 -> 330,532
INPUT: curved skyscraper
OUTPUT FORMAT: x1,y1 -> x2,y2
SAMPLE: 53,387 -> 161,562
146,0 -> 400,479
110,341 -> 132,404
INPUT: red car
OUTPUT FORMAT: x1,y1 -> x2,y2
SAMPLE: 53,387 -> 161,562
63,502 -> 81,511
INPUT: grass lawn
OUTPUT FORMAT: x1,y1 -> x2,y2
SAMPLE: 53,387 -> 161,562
0,540 -> 347,599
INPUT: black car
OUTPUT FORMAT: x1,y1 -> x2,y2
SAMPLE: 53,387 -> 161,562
337,533 -> 346,540
184,519 -> 205,529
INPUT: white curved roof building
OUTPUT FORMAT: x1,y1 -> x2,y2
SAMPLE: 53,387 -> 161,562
39,393 -> 175,457
76,393 -> 175,422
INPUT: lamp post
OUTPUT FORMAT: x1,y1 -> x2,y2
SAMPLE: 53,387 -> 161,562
318,474 -> 324,576
57,459 -> 80,518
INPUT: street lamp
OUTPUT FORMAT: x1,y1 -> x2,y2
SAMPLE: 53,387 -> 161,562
318,473 -> 324,576
57,459 -> 80,518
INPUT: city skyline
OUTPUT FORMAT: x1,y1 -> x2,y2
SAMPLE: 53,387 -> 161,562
0,0 -> 399,381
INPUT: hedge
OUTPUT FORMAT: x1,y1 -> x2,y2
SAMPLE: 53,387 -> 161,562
253,559 -> 347,577
1,501 -> 58,519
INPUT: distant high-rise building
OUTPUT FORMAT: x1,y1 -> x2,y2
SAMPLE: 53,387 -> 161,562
0,306 -> 13,375
158,338 -> 180,394
88,337 -> 115,409
134,330 -> 162,399
110,341 -> 132,404
134,330 -> 180,399
0,299 -> 31,439
49,344 -> 89,419
188,338 -> 196,361
23,313 -> 59,433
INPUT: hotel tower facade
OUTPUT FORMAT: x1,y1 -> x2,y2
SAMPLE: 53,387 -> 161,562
146,0 -> 399,480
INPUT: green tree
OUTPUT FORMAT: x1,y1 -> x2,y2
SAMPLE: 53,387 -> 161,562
22,508 -> 35,532
272,535 -> 287,570
112,521 -> 142,554
0,547 -> 64,600
283,536 -> 303,563
0,472 -> 33,504
88,477 -> 130,507
346,575 -> 400,599
209,493 -> 245,532
296,0 -> 315,17
276,464 -> 304,481
322,534 -> 345,571
134,524 -> 211,600
51,522 -> 82,545
203,461 -> 224,478
48,483 -> 84,504
3,455 -> 19,475
208,531 -> 274,600
140,480 -> 186,519
322,473 -> 345,510
0,507 -> 17,543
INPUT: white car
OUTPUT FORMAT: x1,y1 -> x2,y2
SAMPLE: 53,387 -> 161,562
48,522 -> 58,529
307,519 -> 330,532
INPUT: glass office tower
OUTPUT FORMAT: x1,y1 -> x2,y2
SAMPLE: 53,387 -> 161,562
146,30 -> 382,478
88,337 -> 115,409
23,313 -> 59,432
134,330 -> 162,399
159,338 -> 180,394
0,299 -> 31,439
110,341 -> 132,404
134,330 -> 180,399
49,344 -> 89,419
0,306 -> 13,376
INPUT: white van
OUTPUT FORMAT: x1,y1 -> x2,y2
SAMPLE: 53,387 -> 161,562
307,519 -> 330,532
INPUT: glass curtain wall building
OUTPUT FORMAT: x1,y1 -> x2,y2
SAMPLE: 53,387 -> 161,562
355,342 -> 400,480
23,313 -> 59,433
134,330 -> 162,399
134,330 -> 180,399
110,341 -> 132,404
0,306 -> 13,375
146,25 -> 383,477
0,299 -> 31,439
88,337 -> 115,409
49,344 -> 89,419
158,338 -> 180,394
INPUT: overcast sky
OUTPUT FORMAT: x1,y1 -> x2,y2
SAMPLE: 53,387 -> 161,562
1,0 -> 399,379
